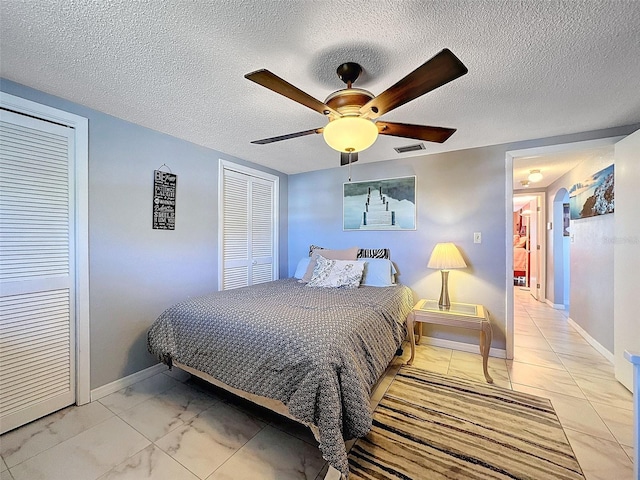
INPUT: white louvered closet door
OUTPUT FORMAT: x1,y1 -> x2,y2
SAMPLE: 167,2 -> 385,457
221,167 -> 276,290
0,109 -> 76,434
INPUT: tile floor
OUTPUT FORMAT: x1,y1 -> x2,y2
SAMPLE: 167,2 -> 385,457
0,287 -> 634,479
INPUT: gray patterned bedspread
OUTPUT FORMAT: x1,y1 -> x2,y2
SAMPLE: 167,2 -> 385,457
147,278 -> 414,477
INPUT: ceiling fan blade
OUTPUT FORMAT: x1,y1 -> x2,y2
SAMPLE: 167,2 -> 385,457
245,69 -> 341,117
360,49 -> 468,119
376,121 -> 456,143
251,128 -> 323,145
340,151 -> 358,166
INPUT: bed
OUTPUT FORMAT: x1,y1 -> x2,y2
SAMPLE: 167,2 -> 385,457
147,259 -> 414,478
513,235 -> 529,282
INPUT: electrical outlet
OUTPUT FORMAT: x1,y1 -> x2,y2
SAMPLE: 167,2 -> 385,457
474,232 -> 481,243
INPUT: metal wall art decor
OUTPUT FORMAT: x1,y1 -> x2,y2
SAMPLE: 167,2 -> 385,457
568,164 -> 614,220
152,168 -> 177,230
343,176 -> 416,231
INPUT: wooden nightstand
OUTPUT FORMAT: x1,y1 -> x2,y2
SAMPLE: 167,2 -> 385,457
407,299 -> 493,383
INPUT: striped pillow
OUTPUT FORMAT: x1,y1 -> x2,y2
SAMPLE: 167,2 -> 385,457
309,245 -> 390,260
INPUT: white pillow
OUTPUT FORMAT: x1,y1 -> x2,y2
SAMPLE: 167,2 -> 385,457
306,256 -> 365,289
294,257 -> 311,279
361,258 -> 397,287
301,246 -> 359,283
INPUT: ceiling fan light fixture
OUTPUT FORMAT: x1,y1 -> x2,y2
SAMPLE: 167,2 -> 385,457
322,116 -> 378,153
528,169 -> 543,182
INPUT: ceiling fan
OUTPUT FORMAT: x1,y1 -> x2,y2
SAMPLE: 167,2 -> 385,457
245,48 -> 468,166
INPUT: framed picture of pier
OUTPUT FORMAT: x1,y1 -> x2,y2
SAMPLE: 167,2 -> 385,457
343,176 -> 416,231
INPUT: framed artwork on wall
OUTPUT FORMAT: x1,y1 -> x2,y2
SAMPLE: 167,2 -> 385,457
343,176 -> 416,231
563,203 -> 570,236
568,164 -> 614,220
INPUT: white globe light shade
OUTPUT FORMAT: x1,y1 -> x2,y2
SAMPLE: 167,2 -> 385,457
528,170 -> 543,182
322,116 -> 378,153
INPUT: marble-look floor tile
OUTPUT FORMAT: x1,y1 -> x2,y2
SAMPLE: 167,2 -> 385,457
571,374 -> 633,410
510,384 -> 614,442
99,372 -> 181,415
564,428 -> 633,480
155,401 -> 265,479
590,401 -> 634,447
206,425 -> 326,480
447,350 -> 510,388
97,445 -> 199,480
163,367 -> 192,383
0,470 -> 13,480
409,344 -> 451,375
511,346 -> 565,370
9,416 -> 150,480
621,444 -> 634,463
508,362 -> 585,398
513,333 -> 554,351
0,401 -> 114,468
513,322 -> 541,336
118,383 -> 220,441
268,414 -> 319,448
556,352 -> 615,379
548,341 -> 604,359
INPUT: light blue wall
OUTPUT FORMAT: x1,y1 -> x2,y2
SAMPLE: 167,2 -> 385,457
546,151 -> 616,352
1,78 -> 288,389
290,145 -> 509,349
289,126 -> 640,352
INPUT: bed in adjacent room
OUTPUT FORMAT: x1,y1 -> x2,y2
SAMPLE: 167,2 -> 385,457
147,251 -> 414,478
513,235 -> 529,284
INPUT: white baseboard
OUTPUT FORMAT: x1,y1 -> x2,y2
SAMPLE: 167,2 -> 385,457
90,363 -> 168,402
567,317 -> 614,364
416,337 -> 507,359
545,299 -> 566,310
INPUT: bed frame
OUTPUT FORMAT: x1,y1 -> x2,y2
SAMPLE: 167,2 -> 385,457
173,325 -> 415,480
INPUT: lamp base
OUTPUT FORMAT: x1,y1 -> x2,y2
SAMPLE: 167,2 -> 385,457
438,270 -> 450,309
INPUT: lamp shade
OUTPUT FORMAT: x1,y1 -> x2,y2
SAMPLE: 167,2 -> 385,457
528,169 -> 543,182
427,242 -> 467,270
323,116 -> 378,153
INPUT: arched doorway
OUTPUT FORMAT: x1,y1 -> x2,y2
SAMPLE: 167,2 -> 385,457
552,189 -> 570,311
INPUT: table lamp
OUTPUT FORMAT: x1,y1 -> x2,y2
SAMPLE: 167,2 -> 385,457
427,242 -> 467,309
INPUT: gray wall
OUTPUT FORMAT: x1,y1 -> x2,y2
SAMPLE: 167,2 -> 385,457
289,144 -> 510,350
289,127 -> 640,353
545,149 -> 615,352
4,77 -> 638,386
1,79 -> 288,389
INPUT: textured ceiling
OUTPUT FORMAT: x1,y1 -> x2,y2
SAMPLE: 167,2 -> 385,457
1,1 -> 639,175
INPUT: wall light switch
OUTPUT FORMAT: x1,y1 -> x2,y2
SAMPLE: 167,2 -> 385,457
473,232 -> 481,243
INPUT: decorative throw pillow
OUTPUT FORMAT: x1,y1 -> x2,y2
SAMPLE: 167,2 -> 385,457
293,257 -> 311,279
307,256 -> 365,288
300,246 -> 359,283
309,244 -> 390,260
360,258 -> 397,286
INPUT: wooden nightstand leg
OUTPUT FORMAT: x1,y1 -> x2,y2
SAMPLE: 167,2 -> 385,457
406,312 -> 415,365
481,323 -> 493,384
416,322 -> 422,345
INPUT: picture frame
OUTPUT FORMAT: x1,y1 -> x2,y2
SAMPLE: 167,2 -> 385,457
562,203 -> 570,236
568,164 -> 614,220
343,176 -> 416,231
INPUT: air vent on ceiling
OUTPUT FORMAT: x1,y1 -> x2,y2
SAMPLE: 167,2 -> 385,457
394,143 -> 425,154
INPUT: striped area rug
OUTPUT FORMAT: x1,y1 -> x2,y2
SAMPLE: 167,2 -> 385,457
349,366 -> 585,479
